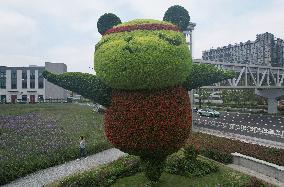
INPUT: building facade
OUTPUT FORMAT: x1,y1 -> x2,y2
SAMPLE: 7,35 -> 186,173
202,32 -> 284,67
0,62 -> 67,103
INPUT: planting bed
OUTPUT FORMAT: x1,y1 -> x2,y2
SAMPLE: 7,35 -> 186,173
0,103 -> 111,185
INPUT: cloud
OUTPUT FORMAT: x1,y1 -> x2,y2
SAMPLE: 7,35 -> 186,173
0,0 -> 283,72
0,10 -> 40,55
46,45 -> 95,74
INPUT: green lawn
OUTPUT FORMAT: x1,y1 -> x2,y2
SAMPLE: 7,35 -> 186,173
112,165 -> 250,187
0,103 -> 111,185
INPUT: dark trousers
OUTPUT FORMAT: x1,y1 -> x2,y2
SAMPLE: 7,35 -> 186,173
80,147 -> 86,157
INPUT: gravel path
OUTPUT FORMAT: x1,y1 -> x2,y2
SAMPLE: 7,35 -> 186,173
3,148 -> 125,187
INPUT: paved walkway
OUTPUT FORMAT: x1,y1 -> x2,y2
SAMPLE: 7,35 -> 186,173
3,148 -> 125,187
3,147 -> 283,187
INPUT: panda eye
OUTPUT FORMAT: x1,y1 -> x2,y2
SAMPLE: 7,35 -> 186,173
158,33 -> 182,46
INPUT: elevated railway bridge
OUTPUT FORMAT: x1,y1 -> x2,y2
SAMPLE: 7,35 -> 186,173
193,59 -> 284,113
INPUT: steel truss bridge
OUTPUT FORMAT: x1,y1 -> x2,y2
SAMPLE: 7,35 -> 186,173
194,59 -> 284,89
193,59 -> 284,113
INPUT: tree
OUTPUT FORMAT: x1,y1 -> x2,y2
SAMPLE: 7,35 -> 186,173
197,89 -> 210,108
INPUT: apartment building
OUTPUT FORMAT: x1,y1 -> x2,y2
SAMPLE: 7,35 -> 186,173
202,32 -> 284,67
0,62 -> 67,103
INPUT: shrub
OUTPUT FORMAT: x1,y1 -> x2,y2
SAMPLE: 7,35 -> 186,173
184,144 -> 199,160
142,158 -> 165,182
165,149 -> 218,177
104,86 -> 192,158
163,5 -> 190,31
97,13 -> 122,35
187,132 -> 284,165
94,19 -> 191,90
59,155 -> 142,187
200,146 -> 233,164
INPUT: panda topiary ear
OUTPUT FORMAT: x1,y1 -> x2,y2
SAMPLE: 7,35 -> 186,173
163,5 -> 190,31
97,13 -> 122,35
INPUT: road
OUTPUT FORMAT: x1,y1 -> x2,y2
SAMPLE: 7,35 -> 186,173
193,111 -> 284,143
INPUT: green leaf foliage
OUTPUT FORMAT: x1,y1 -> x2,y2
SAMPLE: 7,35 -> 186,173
59,155 -> 142,187
97,13 -> 122,35
183,63 -> 236,90
42,71 -> 112,107
163,5 -> 190,31
94,20 -> 192,90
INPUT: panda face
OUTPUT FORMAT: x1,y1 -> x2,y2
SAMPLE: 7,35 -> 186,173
94,19 -> 192,90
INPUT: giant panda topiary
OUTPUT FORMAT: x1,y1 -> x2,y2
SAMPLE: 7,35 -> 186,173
43,5 -> 235,182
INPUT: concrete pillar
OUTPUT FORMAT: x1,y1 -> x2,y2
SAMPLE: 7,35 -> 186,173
267,98 -> 278,114
255,89 -> 284,114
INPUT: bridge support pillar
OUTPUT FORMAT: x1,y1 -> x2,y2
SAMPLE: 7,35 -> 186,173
255,89 -> 284,114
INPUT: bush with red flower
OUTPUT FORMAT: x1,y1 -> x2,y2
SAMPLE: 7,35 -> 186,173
104,86 -> 191,158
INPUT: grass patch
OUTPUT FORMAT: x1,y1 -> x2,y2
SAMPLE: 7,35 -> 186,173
53,154 -> 260,187
50,150 -> 272,187
113,167 -> 249,187
0,103 -> 111,185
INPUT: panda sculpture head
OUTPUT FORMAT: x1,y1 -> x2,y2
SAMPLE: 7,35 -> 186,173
94,16 -> 192,90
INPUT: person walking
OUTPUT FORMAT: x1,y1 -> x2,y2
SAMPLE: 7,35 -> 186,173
79,136 -> 86,158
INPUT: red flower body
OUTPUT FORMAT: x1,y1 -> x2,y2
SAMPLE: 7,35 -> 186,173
104,86 -> 192,157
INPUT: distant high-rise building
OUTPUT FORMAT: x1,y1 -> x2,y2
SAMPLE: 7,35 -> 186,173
202,32 -> 284,67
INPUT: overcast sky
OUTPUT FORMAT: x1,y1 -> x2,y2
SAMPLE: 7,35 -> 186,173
0,0 -> 283,73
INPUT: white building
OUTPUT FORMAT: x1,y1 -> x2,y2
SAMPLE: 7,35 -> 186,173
202,32 -> 284,67
0,62 -> 67,103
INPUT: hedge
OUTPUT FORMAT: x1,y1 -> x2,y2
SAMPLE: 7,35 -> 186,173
42,71 -> 112,107
183,63 -> 235,90
59,155 -> 142,187
187,132 -> 284,165
94,19 -> 191,90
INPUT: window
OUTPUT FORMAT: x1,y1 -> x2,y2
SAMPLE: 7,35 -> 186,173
38,70 -> 44,89
30,81 -> 35,89
22,71 -> 27,79
30,70 -> 35,79
11,79 -> 17,89
11,70 -> 17,89
38,70 -> 43,78
0,71 -> 6,78
0,79 -> 6,89
38,81 -> 44,89
11,70 -> 17,79
22,81 -> 27,89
